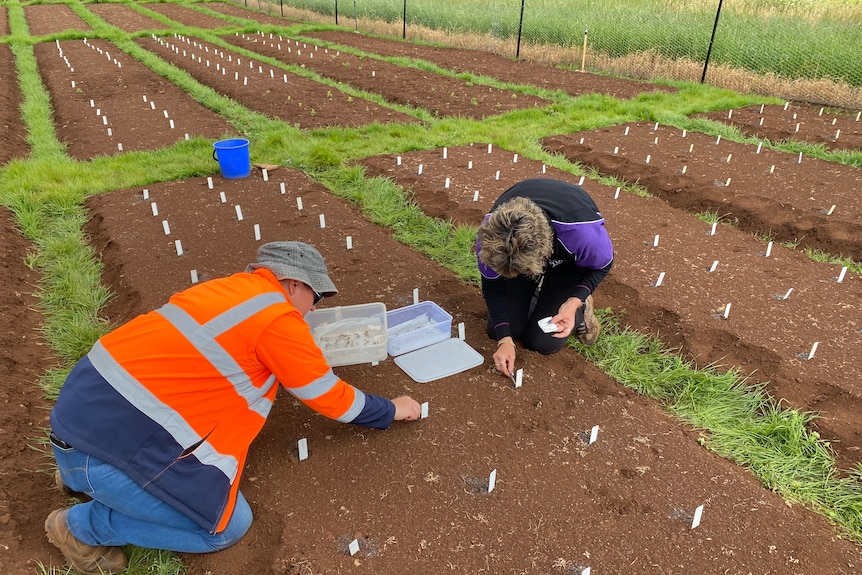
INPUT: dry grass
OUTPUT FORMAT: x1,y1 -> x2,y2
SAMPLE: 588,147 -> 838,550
273,4 -> 862,109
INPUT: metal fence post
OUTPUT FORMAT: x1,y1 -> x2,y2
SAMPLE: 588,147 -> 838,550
516,0 -> 526,59
403,0 -> 407,39
701,0 -> 724,83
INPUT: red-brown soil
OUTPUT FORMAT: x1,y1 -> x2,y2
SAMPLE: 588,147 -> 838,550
696,103 -> 862,152
86,2 -> 169,33
541,123 -> 862,259
0,40 -> 28,165
22,3 -> 91,36
32,38 -> 236,161
3,3 -> 862,575
306,30 -> 677,101
137,34 -> 419,129
224,32 -> 550,119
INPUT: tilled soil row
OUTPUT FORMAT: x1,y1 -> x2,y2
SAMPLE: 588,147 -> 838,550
305,29 -> 677,101
224,31 -> 550,120
696,103 -> 862,152
139,34 -> 419,129
542,123 -> 862,260
32,39 -> 234,160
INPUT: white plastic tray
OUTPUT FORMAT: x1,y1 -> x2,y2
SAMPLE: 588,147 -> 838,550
394,338 -> 484,383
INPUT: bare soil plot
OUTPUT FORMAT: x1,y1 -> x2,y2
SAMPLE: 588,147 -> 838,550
138,34 -> 419,129
85,2 -> 169,33
74,169 -> 862,575
142,2 -> 238,30
307,29 -> 677,100
201,1 -> 302,27
696,103 -> 862,152
359,145 -> 862,472
224,31 -> 549,120
541,123 -> 862,259
32,38 -> 234,160
22,3 -> 90,37
0,209 -> 63,575
0,42 -> 29,164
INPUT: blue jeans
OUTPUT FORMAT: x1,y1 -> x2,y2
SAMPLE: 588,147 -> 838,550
51,443 -> 253,553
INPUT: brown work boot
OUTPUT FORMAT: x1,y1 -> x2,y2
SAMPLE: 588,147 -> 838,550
45,508 -> 128,575
576,295 -> 600,346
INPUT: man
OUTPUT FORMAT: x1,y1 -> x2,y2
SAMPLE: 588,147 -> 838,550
46,241 -> 421,575
475,178 -> 614,376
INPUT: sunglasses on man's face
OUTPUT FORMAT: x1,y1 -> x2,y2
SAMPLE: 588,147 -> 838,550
312,288 -> 324,306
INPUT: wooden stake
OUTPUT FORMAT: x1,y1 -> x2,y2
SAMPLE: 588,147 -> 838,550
580,27 -> 588,71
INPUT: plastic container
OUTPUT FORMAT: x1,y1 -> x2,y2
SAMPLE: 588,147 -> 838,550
394,338 -> 484,383
305,303 -> 387,367
386,301 -> 452,356
212,138 -> 251,179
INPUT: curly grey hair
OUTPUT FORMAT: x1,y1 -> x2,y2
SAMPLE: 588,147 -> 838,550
477,197 -> 554,278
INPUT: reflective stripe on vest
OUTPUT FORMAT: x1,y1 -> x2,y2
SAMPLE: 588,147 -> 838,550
88,291 -> 287,482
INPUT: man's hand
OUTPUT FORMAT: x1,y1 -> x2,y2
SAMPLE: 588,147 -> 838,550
392,396 -> 422,421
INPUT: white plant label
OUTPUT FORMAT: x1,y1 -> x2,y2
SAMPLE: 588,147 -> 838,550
142,189 -> 149,200
487,469 -> 497,493
235,205 -> 243,221
473,191 -> 479,202
458,322 -> 465,340
279,182 -> 286,194
653,234 -> 660,247
709,260 -> 719,273
413,288 -> 419,305
319,214 -> 326,228
691,504 -> 704,528
346,236 -> 353,250
254,224 -> 261,241
765,241 -> 773,257
175,240 -> 183,256
514,369 -> 523,388
219,192 -> 226,203
296,197 -> 303,210
807,342 -> 819,360
589,424 -> 599,445
151,203 -> 158,216
420,402 -> 428,419
348,539 -> 360,556
655,272 -> 665,287
162,220 -> 171,235
836,266 -> 847,283
190,269 -> 198,284
298,438 -> 308,461
262,169 -> 269,182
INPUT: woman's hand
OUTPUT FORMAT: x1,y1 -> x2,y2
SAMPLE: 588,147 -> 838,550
551,297 -> 582,339
493,339 -> 516,376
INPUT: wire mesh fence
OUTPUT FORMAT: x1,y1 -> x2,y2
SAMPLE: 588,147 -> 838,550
235,0 -> 862,108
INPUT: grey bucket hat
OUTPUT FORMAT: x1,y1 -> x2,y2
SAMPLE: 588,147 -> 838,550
246,241 -> 338,297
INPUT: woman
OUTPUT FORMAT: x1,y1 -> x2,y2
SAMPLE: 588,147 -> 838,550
476,178 -> 614,377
